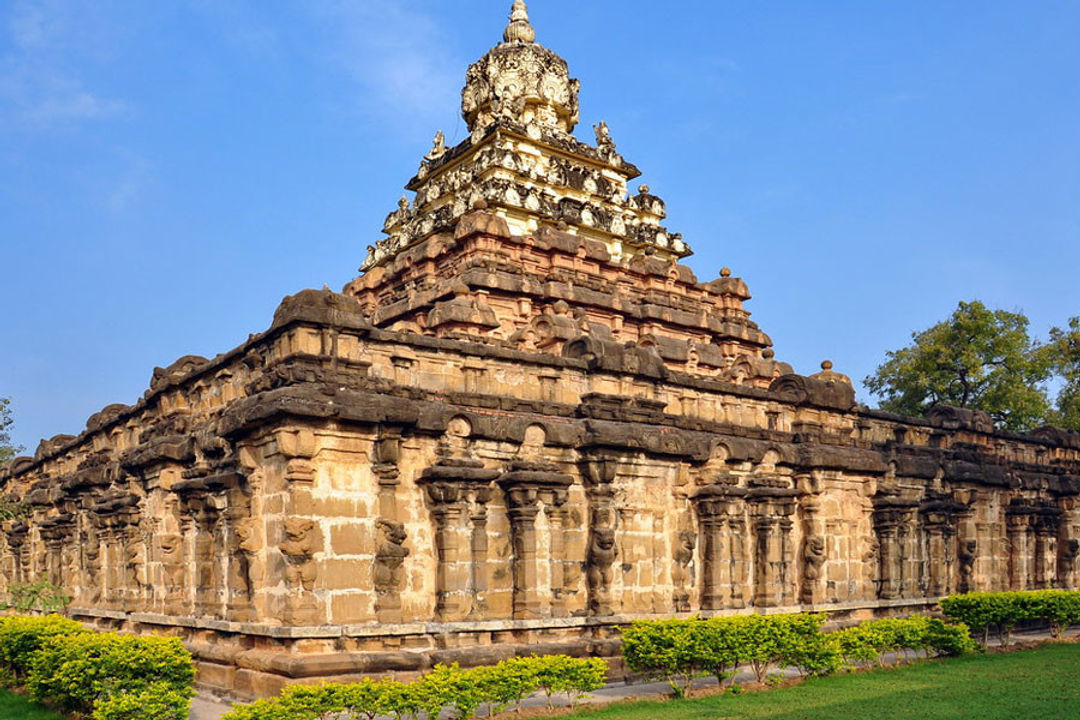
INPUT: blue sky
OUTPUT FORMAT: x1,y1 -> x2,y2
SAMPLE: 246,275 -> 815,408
2,1 -> 1078,453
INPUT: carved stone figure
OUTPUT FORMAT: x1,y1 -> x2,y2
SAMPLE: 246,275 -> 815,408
586,527 -> 617,616
801,535 -> 826,604
958,539 -> 978,593
374,519 -> 410,617
425,131 -> 447,162
280,519 -> 318,590
671,529 -> 696,612
593,121 -> 613,149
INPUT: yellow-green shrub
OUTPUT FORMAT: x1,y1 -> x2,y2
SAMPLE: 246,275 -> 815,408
0,614 -> 88,681
222,655 -> 606,720
941,590 -> 1080,645
27,633 -> 195,717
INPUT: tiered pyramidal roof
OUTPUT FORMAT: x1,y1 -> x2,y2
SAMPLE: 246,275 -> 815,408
346,1 -> 791,387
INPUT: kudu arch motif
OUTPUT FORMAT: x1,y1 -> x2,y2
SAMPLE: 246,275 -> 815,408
2,1 -> 1079,700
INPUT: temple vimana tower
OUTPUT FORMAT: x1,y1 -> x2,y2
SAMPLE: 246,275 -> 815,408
3,1 -> 1079,699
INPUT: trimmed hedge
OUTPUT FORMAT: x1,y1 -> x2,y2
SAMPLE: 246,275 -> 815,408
28,632 -> 195,717
941,590 -> 1080,645
0,614 -> 88,681
621,613 -> 975,696
0,616 -> 195,720
222,655 -> 607,720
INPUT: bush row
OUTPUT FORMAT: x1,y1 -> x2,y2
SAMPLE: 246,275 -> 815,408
223,655 -> 607,720
621,613 -> 975,696
940,590 -> 1080,644
0,615 -> 196,720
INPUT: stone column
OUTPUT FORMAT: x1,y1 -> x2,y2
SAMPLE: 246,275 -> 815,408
750,489 -> 799,608
753,514 -> 779,607
426,482 -> 472,622
1057,496 -> 1080,590
1033,514 -> 1059,589
499,462 -> 573,620
582,454 -> 618,617
505,486 -> 542,619
924,520 -> 946,597
546,491 -> 570,617
692,486 -> 738,611
373,431 -> 409,623
779,512 -> 796,606
1007,514 -> 1030,591
729,516 -> 748,609
225,504 -> 254,622
468,487 -> 492,619
800,497 -> 827,606
420,459 -> 500,622
873,498 -> 917,601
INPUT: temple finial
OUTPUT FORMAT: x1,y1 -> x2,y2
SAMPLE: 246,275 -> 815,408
503,0 -> 536,44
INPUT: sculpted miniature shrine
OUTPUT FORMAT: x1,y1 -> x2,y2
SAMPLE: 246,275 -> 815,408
2,1 -> 1079,699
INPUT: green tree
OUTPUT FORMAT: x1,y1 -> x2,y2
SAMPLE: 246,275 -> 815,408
0,397 -> 21,463
865,301 -> 1052,432
1045,317 -> 1080,430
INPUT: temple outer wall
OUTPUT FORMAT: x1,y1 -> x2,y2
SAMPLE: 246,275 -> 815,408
3,291 -> 1079,699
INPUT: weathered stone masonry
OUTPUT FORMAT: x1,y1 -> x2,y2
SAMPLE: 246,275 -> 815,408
3,0 -> 1079,700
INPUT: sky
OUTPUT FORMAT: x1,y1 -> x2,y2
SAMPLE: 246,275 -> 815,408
2,0 -> 1079,454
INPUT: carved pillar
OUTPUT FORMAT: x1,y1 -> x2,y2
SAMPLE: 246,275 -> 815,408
546,491 -> 570,617
1057,496 -> 1080,590
920,500 -> 962,598
427,483 -> 470,621
1002,515 -> 1028,587
123,512 -> 148,612
373,430 -> 409,623
581,454 -> 618,617
692,486 -> 742,611
873,497 -> 917,601
800,497 -> 827,606
505,486 -> 542,619
750,488 -> 798,608
729,516 -> 748,609
420,459 -> 499,622
1007,514 -> 1030,591
468,487 -> 492,618
225,503 -> 255,622
1033,512 -> 1060,590
499,462 -> 573,620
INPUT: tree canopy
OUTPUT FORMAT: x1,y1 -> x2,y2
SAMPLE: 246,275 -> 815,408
1046,317 -> 1080,430
864,301 -> 1053,432
0,397 -> 20,463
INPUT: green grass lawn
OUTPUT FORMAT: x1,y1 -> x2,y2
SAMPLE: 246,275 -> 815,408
0,690 -> 64,720
569,643 -> 1080,720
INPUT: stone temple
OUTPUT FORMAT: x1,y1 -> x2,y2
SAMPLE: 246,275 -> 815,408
3,0 -> 1079,699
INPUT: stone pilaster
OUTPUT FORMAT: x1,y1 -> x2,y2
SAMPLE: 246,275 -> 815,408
749,487 -> 799,608
581,453 -> 618,617
873,497 -> 918,600
692,483 -> 747,611
499,461 -> 573,620
420,458 -> 499,622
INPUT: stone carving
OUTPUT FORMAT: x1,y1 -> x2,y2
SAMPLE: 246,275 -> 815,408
280,518 -> 319,624
801,535 -> 826,604
958,539 -> 978,593
671,529 -> 696,612
425,131 -> 447,162
374,519 -> 410,621
586,527 -> 617,616
1059,538 -> 1079,588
